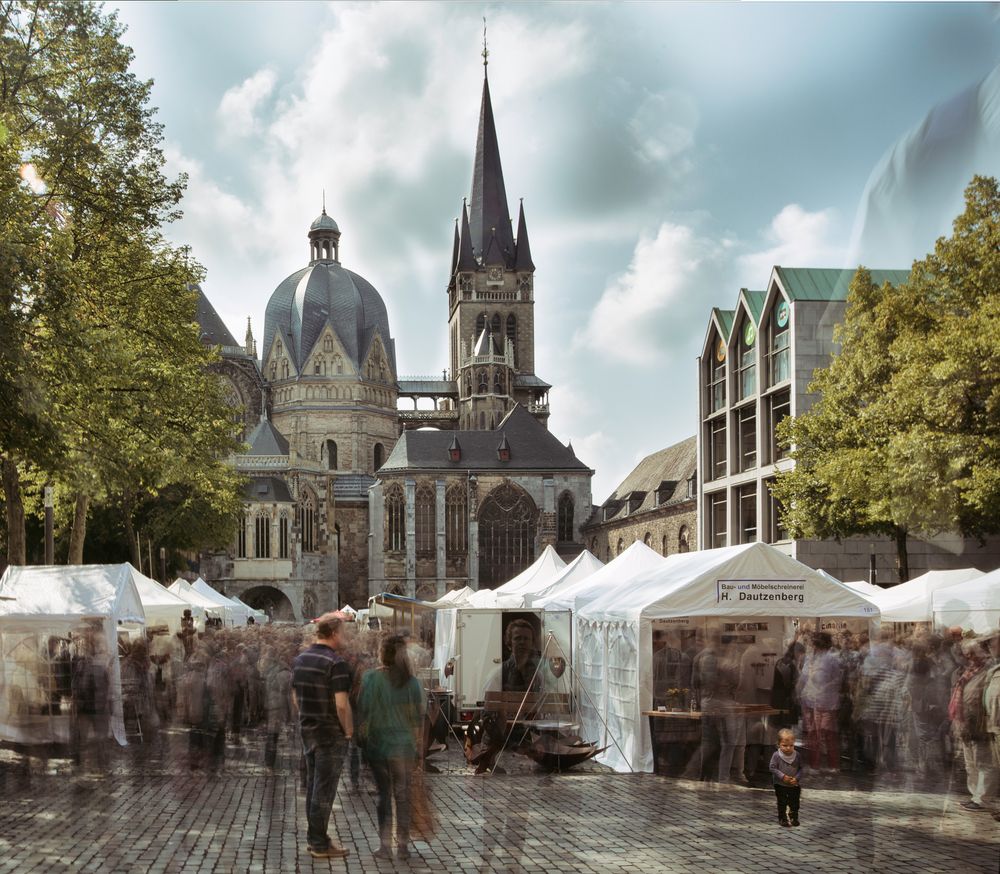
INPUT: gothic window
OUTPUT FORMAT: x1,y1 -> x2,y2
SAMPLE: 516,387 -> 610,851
506,314 -> 517,365
374,443 -> 384,470
477,371 -> 487,393
617,538 -> 624,556
557,492 -> 574,542
254,511 -> 271,559
299,492 -> 317,553
493,370 -> 502,395
279,512 -> 289,559
323,336 -> 333,352
643,532 -> 652,546
678,525 -> 691,553
476,313 -> 486,336
415,484 -> 435,557
325,439 -> 337,470
446,485 -> 468,555
477,483 -> 538,587
491,313 -> 501,337
281,360 -> 289,379
335,355 -> 343,374
237,515 -> 248,558
314,361 -> 321,375
385,484 -> 404,552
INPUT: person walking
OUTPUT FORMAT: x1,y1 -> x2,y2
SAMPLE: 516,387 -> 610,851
357,634 -> 425,861
292,613 -> 354,859
797,632 -> 844,773
950,638 -> 997,812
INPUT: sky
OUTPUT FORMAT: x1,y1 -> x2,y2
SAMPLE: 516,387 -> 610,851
110,1 -> 1000,502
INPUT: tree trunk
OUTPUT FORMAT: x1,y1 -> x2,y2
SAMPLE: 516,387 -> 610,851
894,527 -> 909,583
122,492 -> 141,569
1,456 -> 26,565
68,493 -> 90,564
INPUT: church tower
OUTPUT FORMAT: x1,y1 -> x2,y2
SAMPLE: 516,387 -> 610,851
448,56 -> 550,430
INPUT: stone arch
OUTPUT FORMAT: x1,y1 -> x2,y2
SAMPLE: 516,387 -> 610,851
241,585 -> 295,622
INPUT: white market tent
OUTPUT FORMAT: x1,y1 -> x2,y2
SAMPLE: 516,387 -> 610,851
523,550 -> 605,607
168,579 -> 225,623
0,564 -> 146,746
575,542 -> 881,773
467,545 -> 567,608
428,587 -> 475,608
190,578 -> 250,626
128,565 -> 205,634
845,580 -> 884,599
229,594 -> 267,624
877,568 -> 984,624
932,569 -> 1000,634
534,540 -> 667,612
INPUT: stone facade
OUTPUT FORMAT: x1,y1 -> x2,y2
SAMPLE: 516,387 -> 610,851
582,437 -> 697,563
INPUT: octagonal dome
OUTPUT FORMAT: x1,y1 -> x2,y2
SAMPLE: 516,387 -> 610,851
263,256 -> 396,375
310,212 -> 340,233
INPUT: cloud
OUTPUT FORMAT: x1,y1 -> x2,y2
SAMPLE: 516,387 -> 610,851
628,89 -> 699,167
573,222 -> 728,365
217,68 -> 277,138
738,203 -> 839,282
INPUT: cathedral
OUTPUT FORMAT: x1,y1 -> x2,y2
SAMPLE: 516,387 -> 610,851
197,64 -> 593,621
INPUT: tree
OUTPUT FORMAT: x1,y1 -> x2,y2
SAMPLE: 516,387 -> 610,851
0,2 -> 244,566
773,176 -> 1000,581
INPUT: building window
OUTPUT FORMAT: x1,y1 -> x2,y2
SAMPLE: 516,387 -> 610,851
445,485 -> 468,555
477,371 -> 487,393
374,442 -> 384,470
706,416 -> 727,481
661,534 -> 667,555
314,360 -> 321,375
678,525 -> 691,553
323,336 -> 333,352
237,515 -> 248,558
491,312 -> 501,337
476,313 -> 486,336
278,512 -> 289,559
643,532 -> 652,546
299,493 -> 317,553
506,314 -> 516,364
767,299 -> 791,386
736,319 -> 756,401
737,483 -> 757,544
707,491 -> 727,549
325,439 -> 338,470
557,492 -> 574,542
478,483 -> 537,587
590,537 -> 598,554
765,389 -> 791,465
385,484 -> 404,553
734,404 -> 757,472
415,484 -> 435,557
765,480 -> 790,543
254,511 -> 271,559
709,348 -> 726,413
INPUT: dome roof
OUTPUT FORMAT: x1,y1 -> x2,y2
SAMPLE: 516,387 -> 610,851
263,259 -> 396,375
310,211 -> 340,233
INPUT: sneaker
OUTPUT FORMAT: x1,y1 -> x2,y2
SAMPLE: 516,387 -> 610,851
309,845 -> 350,858
959,801 -> 986,811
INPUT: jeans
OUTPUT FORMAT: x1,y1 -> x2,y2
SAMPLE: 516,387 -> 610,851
369,754 -> 413,847
774,783 -> 801,821
303,735 -> 348,850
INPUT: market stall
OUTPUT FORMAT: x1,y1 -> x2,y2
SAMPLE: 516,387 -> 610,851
128,565 -> 206,634
522,550 -> 604,608
168,579 -> 225,626
467,545 -> 567,608
0,564 -> 146,747
932,569 -> 1000,634
575,542 -> 880,773
877,568 -> 984,625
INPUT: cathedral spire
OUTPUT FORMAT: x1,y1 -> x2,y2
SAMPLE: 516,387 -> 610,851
450,218 -> 460,277
514,198 -> 535,272
457,199 -> 477,271
469,65 -> 514,266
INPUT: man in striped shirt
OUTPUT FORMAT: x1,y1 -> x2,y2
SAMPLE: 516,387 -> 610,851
292,613 -> 354,859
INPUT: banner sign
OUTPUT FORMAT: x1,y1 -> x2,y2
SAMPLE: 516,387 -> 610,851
716,579 -> 806,605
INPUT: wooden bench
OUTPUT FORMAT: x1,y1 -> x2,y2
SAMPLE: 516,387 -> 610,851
483,691 -> 572,722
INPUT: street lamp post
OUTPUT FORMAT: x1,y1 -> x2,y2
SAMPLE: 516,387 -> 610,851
43,486 -> 54,565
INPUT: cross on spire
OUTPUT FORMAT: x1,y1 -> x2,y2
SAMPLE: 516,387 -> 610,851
482,17 -> 488,67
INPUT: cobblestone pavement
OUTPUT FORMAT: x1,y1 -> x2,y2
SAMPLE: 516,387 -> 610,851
1,728 -> 997,874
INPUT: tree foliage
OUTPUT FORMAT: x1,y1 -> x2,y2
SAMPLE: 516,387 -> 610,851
773,175 -> 1000,581
0,2 -> 243,568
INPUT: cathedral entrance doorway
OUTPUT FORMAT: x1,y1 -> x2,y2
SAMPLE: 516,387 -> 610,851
241,586 -> 296,622
478,483 -> 538,588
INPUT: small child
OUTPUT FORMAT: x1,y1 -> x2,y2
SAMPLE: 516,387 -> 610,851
769,728 -> 802,827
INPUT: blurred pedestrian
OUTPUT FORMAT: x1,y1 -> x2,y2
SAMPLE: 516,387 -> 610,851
798,632 -> 844,773
950,638 -> 996,812
358,634 -> 425,860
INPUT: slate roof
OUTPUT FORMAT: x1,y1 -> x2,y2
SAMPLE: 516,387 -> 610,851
775,267 -> 910,302
245,417 -> 289,456
513,374 -> 552,390
332,474 -> 376,500
243,477 -> 292,503
379,404 -> 589,472
588,436 -> 696,524
398,379 -> 457,395
262,256 -> 396,374
469,73 -> 516,268
194,285 -> 239,349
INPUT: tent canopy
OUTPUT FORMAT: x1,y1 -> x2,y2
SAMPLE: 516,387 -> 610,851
579,541 -> 879,622
932,569 -> 1000,634
877,568 -> 984,623
168,579 -> 224,621
127,564 -> 205,633
524,550 -> 604,607
190,578 -> 250,625
0,564 -> 145,626
535,540 -> 667,612
468,545 -> 567,607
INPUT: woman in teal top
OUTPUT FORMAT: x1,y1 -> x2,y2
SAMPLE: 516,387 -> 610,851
358,634 -> 425,860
